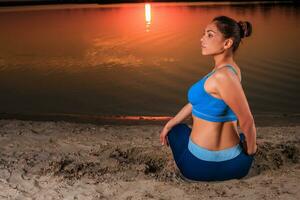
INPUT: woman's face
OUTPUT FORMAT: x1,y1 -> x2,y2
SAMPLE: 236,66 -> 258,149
200,22 -> 228,56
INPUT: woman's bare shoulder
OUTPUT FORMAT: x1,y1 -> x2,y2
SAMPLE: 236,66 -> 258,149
214,65 -> 241,82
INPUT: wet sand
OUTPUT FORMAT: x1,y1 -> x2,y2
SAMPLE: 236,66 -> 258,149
0,119 -> 299,199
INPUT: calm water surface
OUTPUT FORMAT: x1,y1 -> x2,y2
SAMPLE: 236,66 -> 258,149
0,2 -> 299,119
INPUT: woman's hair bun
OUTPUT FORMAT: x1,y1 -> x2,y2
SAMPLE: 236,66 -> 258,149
237,21 -> 252,38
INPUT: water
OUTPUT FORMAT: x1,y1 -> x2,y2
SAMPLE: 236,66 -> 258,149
0,2 -> 299,121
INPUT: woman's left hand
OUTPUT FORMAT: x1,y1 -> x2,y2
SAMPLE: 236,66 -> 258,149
159,125 -> 171,146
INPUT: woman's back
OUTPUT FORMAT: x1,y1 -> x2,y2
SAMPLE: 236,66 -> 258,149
190,115 -> 240,150
189,64 -> 242,150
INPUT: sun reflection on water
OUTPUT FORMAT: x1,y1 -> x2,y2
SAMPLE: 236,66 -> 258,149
145,3 -> 151,32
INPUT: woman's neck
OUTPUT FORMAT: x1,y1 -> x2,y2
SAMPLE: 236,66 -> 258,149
213,52 -> 235,71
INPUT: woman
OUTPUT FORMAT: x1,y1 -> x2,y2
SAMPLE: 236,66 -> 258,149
159,16 -> 257,182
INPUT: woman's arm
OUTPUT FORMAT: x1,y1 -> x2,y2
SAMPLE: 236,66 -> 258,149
214,68 -> 257,155
165,103 -> 192,129
239,116 -> 257,155
160,103 -> 192,146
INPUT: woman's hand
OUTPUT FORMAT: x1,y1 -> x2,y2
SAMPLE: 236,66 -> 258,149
242,141 -> 258,156
248,144 -> 258,156
159,103 -> 192,146
159,124 -> 172,146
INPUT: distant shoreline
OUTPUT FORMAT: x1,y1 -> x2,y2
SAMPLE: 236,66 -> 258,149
0,112 -> 299,126
0,0 -> 297,7
0,1 -> 296,13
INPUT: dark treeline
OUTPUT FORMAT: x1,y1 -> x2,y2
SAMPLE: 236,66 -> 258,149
0,0 -> 298,7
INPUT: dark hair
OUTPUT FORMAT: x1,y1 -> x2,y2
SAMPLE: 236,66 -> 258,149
212,16 -> 252,53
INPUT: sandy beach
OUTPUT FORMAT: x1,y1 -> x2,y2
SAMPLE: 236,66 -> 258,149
0,118 -> 299,199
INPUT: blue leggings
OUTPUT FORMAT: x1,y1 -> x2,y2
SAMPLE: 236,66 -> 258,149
167,123 -> 254,181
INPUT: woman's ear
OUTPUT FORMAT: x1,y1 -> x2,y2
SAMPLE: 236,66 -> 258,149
224,38 -> 233,50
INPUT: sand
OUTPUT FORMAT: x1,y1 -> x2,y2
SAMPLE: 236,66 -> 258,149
0,119 -> 299,199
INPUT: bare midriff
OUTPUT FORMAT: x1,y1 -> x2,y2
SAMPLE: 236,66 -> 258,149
190,114 -> 241,151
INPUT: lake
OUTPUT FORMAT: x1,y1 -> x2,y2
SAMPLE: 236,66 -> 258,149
0,2 -> 299,122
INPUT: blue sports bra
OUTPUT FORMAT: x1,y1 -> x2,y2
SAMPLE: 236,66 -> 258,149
187,64 -> 241,122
